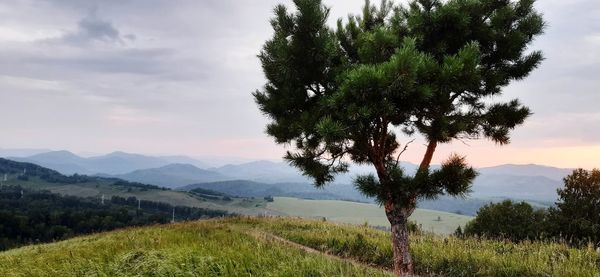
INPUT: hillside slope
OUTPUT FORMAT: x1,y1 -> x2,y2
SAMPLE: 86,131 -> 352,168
0,219 -> 389,277
1,218 -> 597,277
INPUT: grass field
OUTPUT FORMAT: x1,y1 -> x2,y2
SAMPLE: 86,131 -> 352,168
267,197 -> 473,234
236,217 -> 600,276
2,217 -> 598,276
0,218 -> 389,277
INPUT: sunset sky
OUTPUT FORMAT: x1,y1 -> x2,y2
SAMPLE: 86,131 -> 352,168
0,0 -> 598,169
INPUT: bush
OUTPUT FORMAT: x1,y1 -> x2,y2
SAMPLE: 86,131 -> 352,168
464,200 -> 548,241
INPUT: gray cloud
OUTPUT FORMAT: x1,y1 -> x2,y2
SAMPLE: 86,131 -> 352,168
62,13 -> 124,45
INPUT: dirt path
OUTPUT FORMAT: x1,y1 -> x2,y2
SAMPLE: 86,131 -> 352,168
247,229 -> 394,275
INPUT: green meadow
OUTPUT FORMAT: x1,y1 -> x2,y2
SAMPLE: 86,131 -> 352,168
2,217 -> 598,277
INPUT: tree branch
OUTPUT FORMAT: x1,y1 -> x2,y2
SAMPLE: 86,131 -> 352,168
395,139 -> 415,167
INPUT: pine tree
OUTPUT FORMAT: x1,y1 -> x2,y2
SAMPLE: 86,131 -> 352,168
254,0 -> 544,275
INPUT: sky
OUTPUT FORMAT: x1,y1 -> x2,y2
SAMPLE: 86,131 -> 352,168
0,0 -> 599,169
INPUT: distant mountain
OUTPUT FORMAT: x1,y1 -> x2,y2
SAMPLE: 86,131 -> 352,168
9,151 -> 209,175
86,151 -> 168,175
159,156 -> 210,169
0,148 -> 52,158
26,150 -> 86,164
212,160 -> 311,183
9,149 -> 574,203
209,160 -> 416,184
478,164 -> 572,181
11,151 -> 92,175
116,164 -> 229,188
470,174 -> 563,201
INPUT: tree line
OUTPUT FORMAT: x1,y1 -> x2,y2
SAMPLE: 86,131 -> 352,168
0,186 -> 231,251
457,168 -> 600,247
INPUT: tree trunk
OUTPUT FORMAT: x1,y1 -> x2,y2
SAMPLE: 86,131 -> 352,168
385,201 -> 415,276
419,140 -> 438,171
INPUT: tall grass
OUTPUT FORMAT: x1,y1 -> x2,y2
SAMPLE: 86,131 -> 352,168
236,217 -> 600,277
1,217 -> 599,276
0,220 -> 389,277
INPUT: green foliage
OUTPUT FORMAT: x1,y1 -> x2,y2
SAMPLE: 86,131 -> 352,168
354,155 -> 477,204
255,0 -> 544,208
463,200 -> 548,242
547,169 -> 600,245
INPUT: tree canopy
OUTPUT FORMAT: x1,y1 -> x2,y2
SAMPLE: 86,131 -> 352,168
255,0 -> 544,204
548,169 -> 600,245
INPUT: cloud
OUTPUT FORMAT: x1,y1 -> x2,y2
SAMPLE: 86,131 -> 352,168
51,10 -> 137,47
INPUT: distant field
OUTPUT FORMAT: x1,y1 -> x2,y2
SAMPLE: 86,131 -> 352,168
267,197 -> 473,235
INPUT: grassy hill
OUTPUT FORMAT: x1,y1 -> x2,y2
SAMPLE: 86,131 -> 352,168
0,218 -> 389,277
1,217 -> 598,276
266,197 -> 473,235
7,176 -> 271,216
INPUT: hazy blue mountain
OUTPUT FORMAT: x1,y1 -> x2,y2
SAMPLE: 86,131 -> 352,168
0,148 -> 52,158
86,151 -> 169,174
470,174 -> 563,202
26,150 -> 86,163
183,162 -> 569,203
159,156 -> 210,169
212,161 -> 311,183
11,149 -> 573,203
10,151 -> 92,175
116,164 -> 229,188
209,160 -> 416,184
342,163 -> 567,202
12,150 -> 169,175
478,164 -> 572,181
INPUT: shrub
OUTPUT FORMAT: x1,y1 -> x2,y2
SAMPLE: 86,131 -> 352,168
464,200 -> 548,241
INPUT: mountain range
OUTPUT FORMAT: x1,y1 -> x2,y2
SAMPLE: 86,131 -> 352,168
6,151 -> 210,175
2,150 -> 574,203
